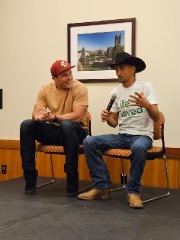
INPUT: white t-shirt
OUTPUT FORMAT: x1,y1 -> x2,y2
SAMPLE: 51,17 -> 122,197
111,80 -> 158,139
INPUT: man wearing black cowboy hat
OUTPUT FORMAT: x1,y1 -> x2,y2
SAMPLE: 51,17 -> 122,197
78,52 -> 160,209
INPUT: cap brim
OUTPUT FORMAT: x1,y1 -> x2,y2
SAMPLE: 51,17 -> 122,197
58,65 -> 76,74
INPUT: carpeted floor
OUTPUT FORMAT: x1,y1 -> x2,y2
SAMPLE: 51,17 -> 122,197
0,177 -> 179,240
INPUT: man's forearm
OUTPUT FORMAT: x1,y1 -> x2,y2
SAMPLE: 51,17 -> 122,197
106,112 -> 118,128
146,104 -> 160,122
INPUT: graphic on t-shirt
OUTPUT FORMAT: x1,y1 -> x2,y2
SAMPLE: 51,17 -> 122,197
118,99 -> 143,118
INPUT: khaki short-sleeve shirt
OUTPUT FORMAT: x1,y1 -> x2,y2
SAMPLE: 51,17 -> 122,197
35,80 -> 88,124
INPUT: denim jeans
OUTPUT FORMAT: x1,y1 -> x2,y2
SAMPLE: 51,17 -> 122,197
83,134 -> 152,194
20,119 -> 87,174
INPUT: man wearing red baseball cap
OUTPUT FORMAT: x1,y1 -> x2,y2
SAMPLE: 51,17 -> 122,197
20,59 -> 88,196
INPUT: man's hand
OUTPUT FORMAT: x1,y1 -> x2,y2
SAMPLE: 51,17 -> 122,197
34,107 -> 52,122
129,92 -> 152,109
101,109 -> 110,122
129,92 -> 160,121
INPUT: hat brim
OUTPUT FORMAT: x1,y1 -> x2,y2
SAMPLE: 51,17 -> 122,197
108,57 -> 146,73
55,65 -> 75,76
61,65 -> 75,72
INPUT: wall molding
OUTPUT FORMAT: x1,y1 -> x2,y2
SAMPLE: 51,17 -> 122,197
0,140 -> 20,149
166,148 -> 180,159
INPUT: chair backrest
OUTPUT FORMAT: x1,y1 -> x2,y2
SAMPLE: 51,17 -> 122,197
153,112 -> 165,140
153,111 -> 165,154
83,112 -> 92,136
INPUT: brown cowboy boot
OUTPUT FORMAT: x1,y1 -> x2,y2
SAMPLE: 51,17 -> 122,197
78,188 -> 110,200
128,193 -> 143,209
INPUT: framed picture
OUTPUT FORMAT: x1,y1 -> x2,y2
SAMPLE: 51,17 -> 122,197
67,18 -> 135,83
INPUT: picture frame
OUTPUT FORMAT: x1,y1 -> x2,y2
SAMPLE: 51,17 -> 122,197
67,18 -> 135,83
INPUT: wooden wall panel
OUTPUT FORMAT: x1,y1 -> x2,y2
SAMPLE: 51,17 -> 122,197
78,154 -> 91,181
46,154 -> 66,178
0,140 -> 180,189
36,152 -> 47,176
142,159 -> 179,188
106,156 -> 122,184
179,162 -> 180,189
105,156 -> 180,189
0,148 -> 19,181
17,150 -> 23,178
36,152 -> 90,180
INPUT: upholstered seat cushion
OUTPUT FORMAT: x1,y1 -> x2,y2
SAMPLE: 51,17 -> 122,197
104,146 -> 163,159
37,144 -> 84,154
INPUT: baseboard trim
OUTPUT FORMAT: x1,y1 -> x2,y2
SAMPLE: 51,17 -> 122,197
166,148 -> 180,159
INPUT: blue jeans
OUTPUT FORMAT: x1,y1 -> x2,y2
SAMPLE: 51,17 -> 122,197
20,120 -> 87,174
83,134 -> 152,194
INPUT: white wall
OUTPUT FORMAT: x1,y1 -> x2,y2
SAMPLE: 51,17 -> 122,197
0,0 -> 179,147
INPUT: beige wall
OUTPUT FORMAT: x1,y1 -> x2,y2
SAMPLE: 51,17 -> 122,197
0,0 -> 179,147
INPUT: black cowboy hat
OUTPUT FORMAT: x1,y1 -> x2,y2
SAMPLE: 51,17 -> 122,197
108,52 -> 146,73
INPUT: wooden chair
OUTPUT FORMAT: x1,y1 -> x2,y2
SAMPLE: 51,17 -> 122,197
103,112 -> 170,203
35,112 -> 92,194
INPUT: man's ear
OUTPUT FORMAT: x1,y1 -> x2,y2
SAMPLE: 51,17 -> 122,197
132,66 -> 136,74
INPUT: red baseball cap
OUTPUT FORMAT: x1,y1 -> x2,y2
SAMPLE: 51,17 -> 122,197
50,60 -> 75,77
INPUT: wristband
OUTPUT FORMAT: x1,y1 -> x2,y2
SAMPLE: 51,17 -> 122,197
52,115 -> 58,123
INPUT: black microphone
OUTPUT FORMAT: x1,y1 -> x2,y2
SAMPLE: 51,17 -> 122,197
106,94 -> 117,111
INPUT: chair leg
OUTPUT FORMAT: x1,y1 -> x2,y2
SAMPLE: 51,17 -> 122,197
109,156 -> 170,203
77,153 -> 94,194
143,155 -> 170,203
110,158 -> 126,192
36,152 -> 55,189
